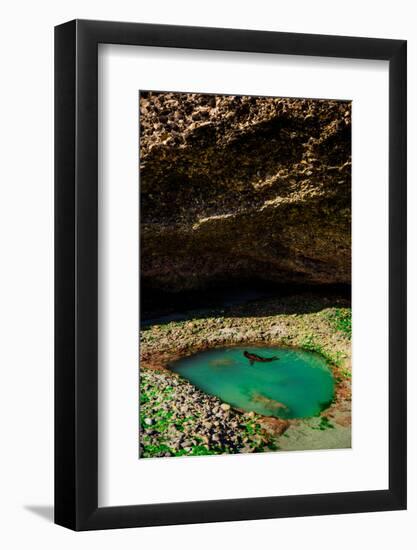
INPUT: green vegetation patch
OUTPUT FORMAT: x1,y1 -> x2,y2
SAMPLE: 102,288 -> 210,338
312,416 -> 335,431
325,308 -> 352,339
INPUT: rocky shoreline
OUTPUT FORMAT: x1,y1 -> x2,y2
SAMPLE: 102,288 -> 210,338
140,294 -> 351,458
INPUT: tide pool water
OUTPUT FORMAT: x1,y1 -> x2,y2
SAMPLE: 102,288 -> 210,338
170,346 -> 334,419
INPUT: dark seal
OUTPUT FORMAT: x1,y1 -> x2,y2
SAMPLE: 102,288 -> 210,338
243,351 -> 279,365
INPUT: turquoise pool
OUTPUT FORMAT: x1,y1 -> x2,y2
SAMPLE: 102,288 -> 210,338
170,346 -> 334,419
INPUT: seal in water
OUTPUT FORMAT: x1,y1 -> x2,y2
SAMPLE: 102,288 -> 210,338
243,350 -> 279,366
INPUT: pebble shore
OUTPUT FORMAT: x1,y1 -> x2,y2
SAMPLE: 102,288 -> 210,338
140,369 -> 279,458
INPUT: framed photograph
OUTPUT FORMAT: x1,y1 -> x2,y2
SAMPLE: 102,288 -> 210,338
55,19 -> 406,530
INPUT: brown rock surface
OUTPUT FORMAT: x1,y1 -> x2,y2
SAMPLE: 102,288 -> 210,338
140,92 -> 351,292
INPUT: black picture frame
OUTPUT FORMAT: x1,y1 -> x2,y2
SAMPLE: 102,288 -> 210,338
55,19 -> 407,531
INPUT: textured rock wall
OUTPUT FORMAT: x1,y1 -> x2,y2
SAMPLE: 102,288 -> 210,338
140,92 -> 351,292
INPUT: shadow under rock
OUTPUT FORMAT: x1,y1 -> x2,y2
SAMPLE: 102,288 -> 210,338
141,282 -> 351,327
